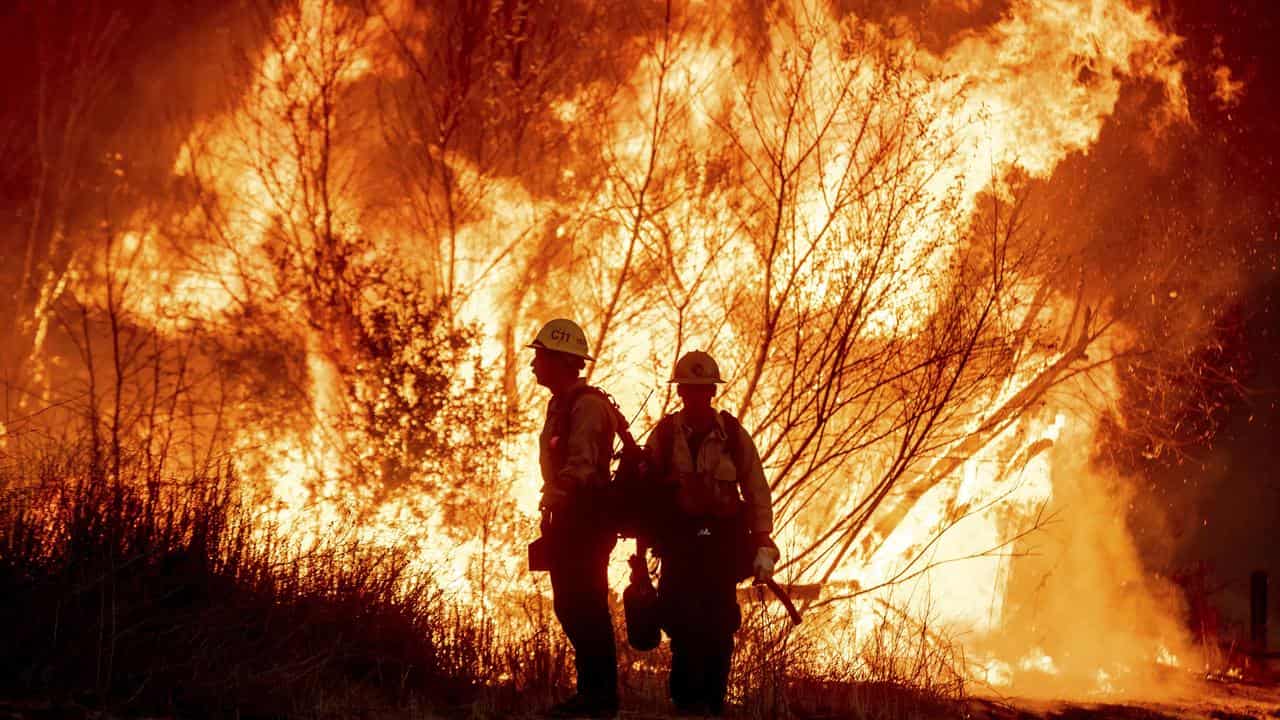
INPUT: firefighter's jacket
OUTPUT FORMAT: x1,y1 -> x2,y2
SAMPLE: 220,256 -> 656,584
538,380 -> 619,501
645,409 -> 773,535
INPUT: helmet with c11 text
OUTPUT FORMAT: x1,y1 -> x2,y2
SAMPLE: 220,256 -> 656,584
527,318 -> 594,360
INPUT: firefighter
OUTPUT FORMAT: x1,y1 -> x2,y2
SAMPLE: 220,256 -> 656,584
529,318 -> 620,719
645,350 -> 779,717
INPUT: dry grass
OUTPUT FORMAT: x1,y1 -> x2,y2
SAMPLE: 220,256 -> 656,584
0,442 -> 971,719
0,446 -> 490,718
727,593 -> 968,720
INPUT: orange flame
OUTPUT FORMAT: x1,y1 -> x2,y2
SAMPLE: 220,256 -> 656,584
61,0 -> 1213,700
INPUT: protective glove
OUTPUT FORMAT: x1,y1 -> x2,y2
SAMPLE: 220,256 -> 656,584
752,545 -> 781,583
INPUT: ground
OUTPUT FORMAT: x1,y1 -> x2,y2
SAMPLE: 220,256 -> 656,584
0,680 -> 1277,719
970,680 -> 1280,720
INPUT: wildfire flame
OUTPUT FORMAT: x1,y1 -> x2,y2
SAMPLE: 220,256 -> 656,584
19,0 -> 1245,701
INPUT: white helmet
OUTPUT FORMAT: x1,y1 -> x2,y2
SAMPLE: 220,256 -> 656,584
670,350 -> 724,384
527,318 -> 594,360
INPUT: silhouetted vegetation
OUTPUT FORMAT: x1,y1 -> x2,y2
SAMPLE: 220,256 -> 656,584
0,436 -> 972,719
0,449 -> 481,717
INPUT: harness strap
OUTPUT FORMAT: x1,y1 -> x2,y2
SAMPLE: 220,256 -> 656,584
658,410 -> 747,483
551,384 -> 636,475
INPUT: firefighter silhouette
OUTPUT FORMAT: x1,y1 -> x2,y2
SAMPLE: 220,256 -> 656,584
529,319 -> 620,719
645,350 -> 779,717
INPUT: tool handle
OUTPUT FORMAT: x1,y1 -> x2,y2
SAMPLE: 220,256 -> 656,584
762,577 -> 803,626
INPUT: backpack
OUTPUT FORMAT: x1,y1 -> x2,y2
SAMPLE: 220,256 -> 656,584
551,385 -> 655,539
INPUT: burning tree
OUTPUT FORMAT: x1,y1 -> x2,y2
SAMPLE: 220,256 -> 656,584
462,0 -> 1201,691
0,0 -> 1243,703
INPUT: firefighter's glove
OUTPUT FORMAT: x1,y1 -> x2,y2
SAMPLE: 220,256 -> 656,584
752,545 -> 781,583
539,485 -> 570,513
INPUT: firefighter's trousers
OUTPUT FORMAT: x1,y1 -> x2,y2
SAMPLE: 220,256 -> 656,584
548,511 -> 618,705
657,518 -> 743,715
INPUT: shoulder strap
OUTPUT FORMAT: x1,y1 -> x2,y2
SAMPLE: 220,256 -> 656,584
657,411 -> 744,474
558,385 -> 637,456
719,410 -> 745,474
654,414 -> 678,473
551,384 -> 599,470
556,384 -> 596,447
